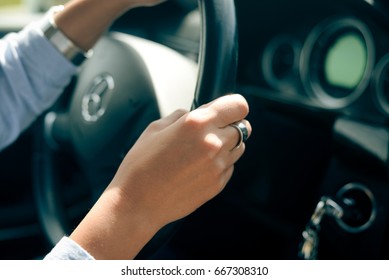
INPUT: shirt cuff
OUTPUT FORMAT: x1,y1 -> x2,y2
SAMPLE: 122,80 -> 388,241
20,19 -> 78,86
44,236 -> 95,260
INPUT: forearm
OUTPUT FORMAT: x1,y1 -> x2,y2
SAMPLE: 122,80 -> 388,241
53,0 -> 131,51
53,0 -> 165,51
69,185 -> 160,260
0,23 -> 76,151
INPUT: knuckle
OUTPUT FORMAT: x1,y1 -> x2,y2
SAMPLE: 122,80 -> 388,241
183,110 -> 211,131
204,133 -> 223,151
147,120 -> 162,131
173,108 -> 189,116
201,133 -> 225,160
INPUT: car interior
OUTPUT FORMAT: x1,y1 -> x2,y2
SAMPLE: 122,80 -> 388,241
1,0 -> 389,260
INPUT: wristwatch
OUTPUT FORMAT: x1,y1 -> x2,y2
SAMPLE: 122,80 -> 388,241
40,5 -> 92,66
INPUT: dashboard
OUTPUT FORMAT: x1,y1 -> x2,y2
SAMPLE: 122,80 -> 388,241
111,0 -> 389,260
236,0 -> 389,125
218,0 -> 389,259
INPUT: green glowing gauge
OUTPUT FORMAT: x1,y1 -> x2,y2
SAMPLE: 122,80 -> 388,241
324,33 -> 367,90
300,17 -> 374,108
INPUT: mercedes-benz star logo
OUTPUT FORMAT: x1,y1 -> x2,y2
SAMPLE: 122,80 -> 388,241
81,74 -> 115,122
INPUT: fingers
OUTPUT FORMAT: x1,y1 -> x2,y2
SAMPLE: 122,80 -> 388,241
187,94 -> 251,153
150,109 -> 188,130
200,94 -> 249,128
216,165 -> 235,196
163,109 -> 189,125
213,119 -> 252,151
157,94 -> 251,159
223,119 -> 252,151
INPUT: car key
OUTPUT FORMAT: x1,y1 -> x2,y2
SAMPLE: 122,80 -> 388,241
299,196 -> 344,260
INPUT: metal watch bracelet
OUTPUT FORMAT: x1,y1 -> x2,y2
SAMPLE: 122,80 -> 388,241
40,5 -> 92,66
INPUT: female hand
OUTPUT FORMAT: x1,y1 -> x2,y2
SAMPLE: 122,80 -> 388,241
110,94 -> 251,228
70,94 -> 252,259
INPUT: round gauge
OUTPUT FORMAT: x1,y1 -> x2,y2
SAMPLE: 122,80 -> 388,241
262,35 -> 301,92
324,33 -> 367,91
373,54 -> 389,115
300,17 -> 375,108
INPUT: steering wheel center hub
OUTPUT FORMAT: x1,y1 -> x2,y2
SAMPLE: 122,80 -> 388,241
81,74 -> 115,123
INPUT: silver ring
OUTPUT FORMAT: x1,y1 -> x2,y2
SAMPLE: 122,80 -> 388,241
230,121 -> 249,150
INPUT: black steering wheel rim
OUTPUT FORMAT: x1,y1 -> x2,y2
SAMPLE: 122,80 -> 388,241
33,0 -> 238,258
194,0 -> 238,106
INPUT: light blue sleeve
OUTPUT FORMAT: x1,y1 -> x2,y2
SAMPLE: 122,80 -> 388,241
44,236 -> 95,260
0,20 -> 77,151
0,18 -> 97,260
0,21 -> 96,260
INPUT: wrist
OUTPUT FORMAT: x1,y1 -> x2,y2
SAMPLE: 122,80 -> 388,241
70,185 -> 160,259
108,182 -> 164,233
52,0 -> 132,51
41,5 -> 92,65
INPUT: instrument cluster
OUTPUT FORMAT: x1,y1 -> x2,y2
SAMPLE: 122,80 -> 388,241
238,0 -> 389,124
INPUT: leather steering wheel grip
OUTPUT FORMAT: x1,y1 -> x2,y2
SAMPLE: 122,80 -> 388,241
194,0 -> 238,107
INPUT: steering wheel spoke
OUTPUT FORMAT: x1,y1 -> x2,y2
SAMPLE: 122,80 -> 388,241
44,112 -> 71,150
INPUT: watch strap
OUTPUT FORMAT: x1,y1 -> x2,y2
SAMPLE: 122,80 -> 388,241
41,5 -> 92,66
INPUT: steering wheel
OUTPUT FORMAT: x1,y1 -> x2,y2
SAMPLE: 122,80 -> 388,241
33,0 -> 237,258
